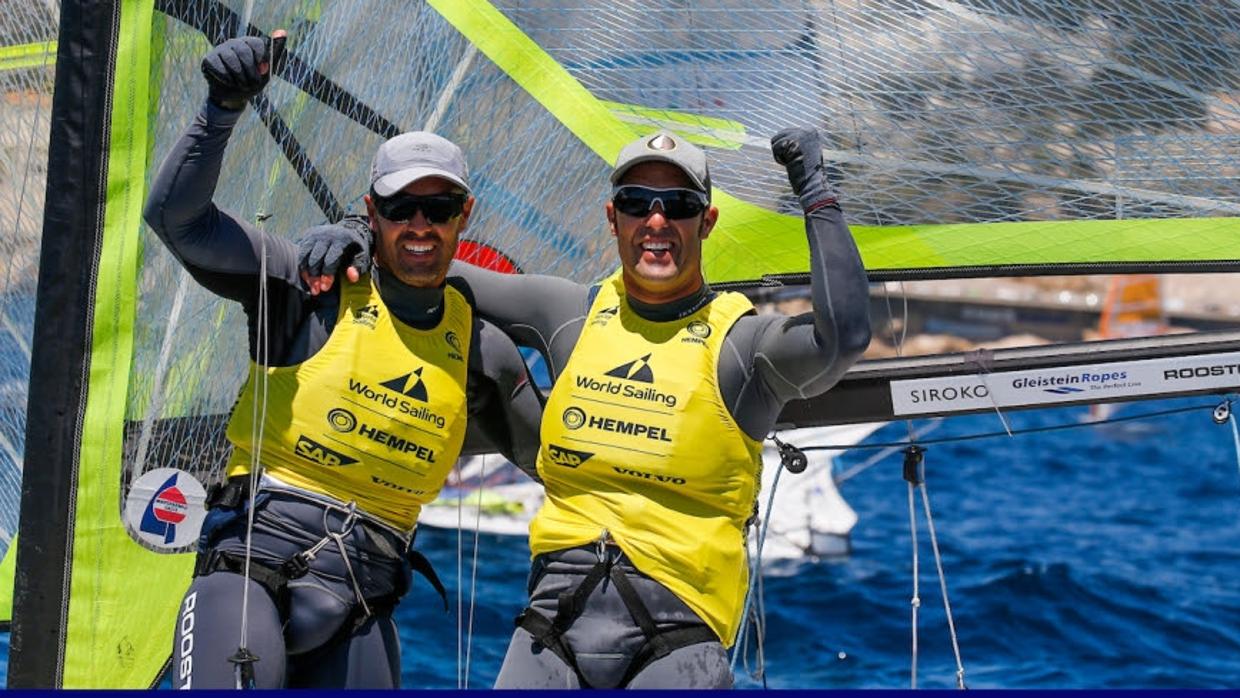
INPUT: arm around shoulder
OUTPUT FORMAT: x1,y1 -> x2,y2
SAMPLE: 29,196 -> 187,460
467,319 -> 544,482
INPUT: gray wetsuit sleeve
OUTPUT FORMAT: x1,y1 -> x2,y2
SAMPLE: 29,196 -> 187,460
463,317 -> 545,480
719,203 -> 871,440
143,100 -> 313,362
447,261 -> 590,378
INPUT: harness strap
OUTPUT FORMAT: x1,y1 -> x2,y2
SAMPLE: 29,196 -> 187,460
515,608 -> 591,688
623,625 -> 719,685
555,556 -> 610,630
408,549 -> 448,611
514,552 -> 720,688
194,548 -> 308,616
608,564 -> 666,653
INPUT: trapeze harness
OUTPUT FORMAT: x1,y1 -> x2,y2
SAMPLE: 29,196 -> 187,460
195,274 -> 472,629
515,273 -> 764,686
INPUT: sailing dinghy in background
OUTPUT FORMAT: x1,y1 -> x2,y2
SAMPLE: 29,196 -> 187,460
0,0 -> 1236,687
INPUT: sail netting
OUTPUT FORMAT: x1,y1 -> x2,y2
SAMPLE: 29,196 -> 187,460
129,0 -> 1240,523
0,2 -> 57,569
6,0 -> 1240,687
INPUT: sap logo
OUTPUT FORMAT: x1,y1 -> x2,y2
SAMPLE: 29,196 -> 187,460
605,354 -> 654,383
352,304 -> 379,327
294,435 -> 359,466
141,473 -> 188,545
444,330 -> 463,361
381,368 -> 428,402
590,305 -> 619,327
547,444 -> 594,468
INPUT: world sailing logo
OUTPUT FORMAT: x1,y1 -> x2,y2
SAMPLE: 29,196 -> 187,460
348,367 -> 447,429
605,354 -> 654,383
382,368 -> 429,401
124,468 -> 207,550
577,354 -> 677,407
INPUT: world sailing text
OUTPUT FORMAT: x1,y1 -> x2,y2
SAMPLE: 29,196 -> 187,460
348,379 -> 446,429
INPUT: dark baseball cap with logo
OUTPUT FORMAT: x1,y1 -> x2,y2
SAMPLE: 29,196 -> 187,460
610,131 -> 711,201
370,131 -> 470,197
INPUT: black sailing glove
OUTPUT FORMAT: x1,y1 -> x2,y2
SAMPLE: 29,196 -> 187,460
771,126 -> 838,214
298,215 -> 373,280
201,36 -> 277,110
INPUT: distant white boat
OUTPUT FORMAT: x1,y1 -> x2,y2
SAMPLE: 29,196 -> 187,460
421,422 -> 884,560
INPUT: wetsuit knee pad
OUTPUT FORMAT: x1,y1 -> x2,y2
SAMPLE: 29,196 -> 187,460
284,580 -> 353,655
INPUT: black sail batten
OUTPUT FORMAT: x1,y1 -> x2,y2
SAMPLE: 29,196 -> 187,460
156,0 -> 401,139
10,0 -> 120,689
250,92 -> 347,222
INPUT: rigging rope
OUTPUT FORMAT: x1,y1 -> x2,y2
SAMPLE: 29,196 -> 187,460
731,436 -> 790,679
1221,403 -> 1240,487
232,16 -> 283,687
233,211 -> 270,689
464,454 -> 488,688
455,462 -> 464,688
915,449 -> 967,689
905,454 -> 920,689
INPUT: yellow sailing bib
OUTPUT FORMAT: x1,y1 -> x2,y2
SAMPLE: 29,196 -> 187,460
530,272 -> 763,646
225,274 -> 471,531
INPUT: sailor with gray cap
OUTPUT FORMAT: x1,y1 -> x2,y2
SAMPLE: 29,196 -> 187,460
370,131 -> 472,197
144,35 -> 542,688
610,131 -> 712,198
295,122 -> 870,688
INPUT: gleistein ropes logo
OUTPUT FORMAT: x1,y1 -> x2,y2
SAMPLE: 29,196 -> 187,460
574,354 -> 678,408
348,367 -> 447,429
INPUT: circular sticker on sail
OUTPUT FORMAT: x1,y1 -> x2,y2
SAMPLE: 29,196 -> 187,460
123,468 -> 208,550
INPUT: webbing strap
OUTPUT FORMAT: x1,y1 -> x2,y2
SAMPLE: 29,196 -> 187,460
409,549 -> 448,611
623,626 -> 718,685
516,609 -> 589,687
515,552 -> 720,688
555,557 -> 610,630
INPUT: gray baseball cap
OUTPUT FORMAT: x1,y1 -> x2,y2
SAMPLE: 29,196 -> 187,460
370,131 -> 470,197
610,131 -> 711,199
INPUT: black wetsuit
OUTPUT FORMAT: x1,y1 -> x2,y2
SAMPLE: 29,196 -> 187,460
144,101 -> 543,689
442,187 -> 871,688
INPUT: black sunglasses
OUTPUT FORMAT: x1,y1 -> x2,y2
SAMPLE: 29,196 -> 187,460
611,185 -> 709,220
372,191 -> 467,225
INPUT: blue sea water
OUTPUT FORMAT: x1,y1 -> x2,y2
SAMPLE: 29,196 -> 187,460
2,396 -> 1239,688
397,396 -> 1240,689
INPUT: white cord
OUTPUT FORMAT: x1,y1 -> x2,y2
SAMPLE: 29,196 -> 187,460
907,477 -> 920,689
731,453 -> 785,674
917,466 -> 967,689
463,454 -> 488,687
